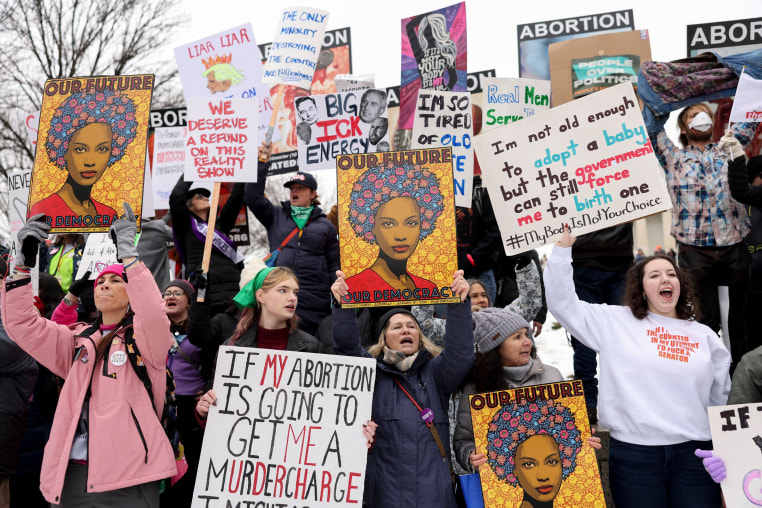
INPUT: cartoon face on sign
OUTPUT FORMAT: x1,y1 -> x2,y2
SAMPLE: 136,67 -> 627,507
487,398 -> 582,507
202,54 -> 245,94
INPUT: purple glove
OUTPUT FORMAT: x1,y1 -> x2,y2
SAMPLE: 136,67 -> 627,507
695,449 -> 726,483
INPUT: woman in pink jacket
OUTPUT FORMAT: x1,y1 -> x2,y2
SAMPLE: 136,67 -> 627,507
3,204 -> 175,507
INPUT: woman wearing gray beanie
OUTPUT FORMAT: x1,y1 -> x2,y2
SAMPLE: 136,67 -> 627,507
452,307 -> 566,472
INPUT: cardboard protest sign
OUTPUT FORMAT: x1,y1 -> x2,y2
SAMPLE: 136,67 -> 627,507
517,10 -> 634,81
474,82 -> 671,255
27,75 -> 153,233
175,23 -> 272,146
400,2 -> 467,131
729,71 -> 762,122
152,126 -> 187,209
470,380 -> 605,507
549,30 -> 651,106
262,7 -> 330,89
411,90 -> 473,207
184,97 -> 258,182
192,346 -> 375,507
708,402 -> 762,508
296,89 -> 389,171
335,74 -> 375,92
8,170 -> 39,292
76,233 -> 118,279
481,78 -> 551,133
260,27 -> 352,175
335,148 -> 460,308
142,151 -> 155,218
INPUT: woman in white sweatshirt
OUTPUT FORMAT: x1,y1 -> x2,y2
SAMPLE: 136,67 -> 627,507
544,227 -> 730,508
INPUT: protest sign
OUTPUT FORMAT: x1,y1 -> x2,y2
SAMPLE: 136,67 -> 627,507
708,402 -> 762,508
152,126 -> 187,209
335,147 -> 460,308
260,27 -> 352,175
8,170 -> 39,292
470,380 -> 605,507
517,10 -> 634,81
481,78 -> 551,133
262,7 -> 330,89
549,30 -> 651,106
400,2 -> 467,130
184,97 -> 258,182
192,346 -> 375,507
296,89 -> 389,171
411,90 -> 473,207
24,110 -> 40,153
142,151 -> 155,218
688,17 -> 762,57
473,82 -> 671,255
76,233 -> 118,279
27,75 -> 153,233
729,71 -> 762,122
335,74 -> 375,92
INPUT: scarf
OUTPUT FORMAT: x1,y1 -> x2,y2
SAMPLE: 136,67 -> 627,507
290,205 -> 314,230
502,359 -> 534,383
383,346 -> 419,372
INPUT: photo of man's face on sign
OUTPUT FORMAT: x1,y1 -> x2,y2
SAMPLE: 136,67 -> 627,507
28,75 -> 153,232
337,148 -> 459,308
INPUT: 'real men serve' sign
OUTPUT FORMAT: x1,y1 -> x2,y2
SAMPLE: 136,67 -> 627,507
474,82 -> 671,255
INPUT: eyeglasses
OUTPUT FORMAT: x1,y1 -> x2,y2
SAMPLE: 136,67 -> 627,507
163,290 -> 186,298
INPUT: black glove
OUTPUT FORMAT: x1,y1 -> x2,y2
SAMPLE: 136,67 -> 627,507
68,271 -> 92,297
109,202 -> 138,262
189,271 -> 207,301
17,214 -> 50,268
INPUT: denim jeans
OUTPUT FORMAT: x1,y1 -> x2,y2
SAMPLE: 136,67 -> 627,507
609,438 -> 721,508
477,269 -> 497,306
570,266 -> 627,409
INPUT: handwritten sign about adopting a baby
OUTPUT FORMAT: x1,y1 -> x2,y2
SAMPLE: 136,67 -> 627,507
709,403 -> 762,508
473,82 -> 670,255
192,347 -> 375,508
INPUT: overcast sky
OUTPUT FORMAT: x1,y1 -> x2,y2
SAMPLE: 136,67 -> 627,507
167,0 -> 760,89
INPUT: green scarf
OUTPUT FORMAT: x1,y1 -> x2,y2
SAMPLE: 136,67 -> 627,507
233,267 -> 276,309
290,205 -> 314,230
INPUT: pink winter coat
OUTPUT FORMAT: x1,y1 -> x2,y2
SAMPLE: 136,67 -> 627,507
0,263 -> 176,504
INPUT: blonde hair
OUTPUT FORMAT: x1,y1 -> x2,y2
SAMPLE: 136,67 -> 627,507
367,315 -> 442,358
229,267 -> 298,344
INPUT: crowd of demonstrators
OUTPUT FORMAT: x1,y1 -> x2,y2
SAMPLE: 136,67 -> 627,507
546,226 -> 730,508
244,143 -> 339,335
649,103 -> 758,370
331,269 -> 473,508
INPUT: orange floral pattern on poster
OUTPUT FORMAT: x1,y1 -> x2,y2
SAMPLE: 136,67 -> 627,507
28,75 -> 153,233
470,381 -> 606,507
336,148 -> 459,308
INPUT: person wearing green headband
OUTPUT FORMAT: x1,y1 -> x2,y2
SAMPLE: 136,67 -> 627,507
190,267 -> 321,421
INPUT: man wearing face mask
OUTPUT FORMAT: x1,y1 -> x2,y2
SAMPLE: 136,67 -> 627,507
650,102 -> 758,370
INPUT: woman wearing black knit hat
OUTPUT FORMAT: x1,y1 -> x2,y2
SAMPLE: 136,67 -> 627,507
331,269 -> 473,508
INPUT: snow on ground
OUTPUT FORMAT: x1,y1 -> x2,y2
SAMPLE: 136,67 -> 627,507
534,311 -> 575,380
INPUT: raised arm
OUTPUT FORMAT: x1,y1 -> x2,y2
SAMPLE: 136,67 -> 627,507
431,271 -> 474,394
244,159 -> 276,229
504,257 -> 542,323
331,270 -> 371,358
217,182 -> 245,234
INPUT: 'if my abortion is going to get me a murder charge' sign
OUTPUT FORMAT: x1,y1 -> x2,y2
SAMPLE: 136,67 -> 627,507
192,346 -> 376,508
473,82 -> 671,255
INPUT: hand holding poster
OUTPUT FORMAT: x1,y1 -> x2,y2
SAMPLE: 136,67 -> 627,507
708,402 -> 762,508
8,170 -> 39,292
469,381 -> 605,507
411,90 -> 473,207
184,97 -> 258,182
192,346 -> 375,507
296,89 -> 389,171
262,7 -> 330,89
481,77 -> 551,132
474,82 -> 671,255
75,233 -> 119,279
27,75 -> 154,232
336,148 -> 460,307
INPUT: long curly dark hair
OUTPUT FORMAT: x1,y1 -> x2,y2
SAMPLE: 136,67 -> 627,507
623,255 -> 699,321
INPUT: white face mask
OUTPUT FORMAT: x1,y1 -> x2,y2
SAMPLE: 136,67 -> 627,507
688,111 -> 713,132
